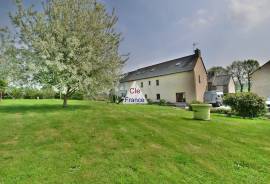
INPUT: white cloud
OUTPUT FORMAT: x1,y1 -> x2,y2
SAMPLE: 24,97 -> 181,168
177,9 -> 214,29
228,0 -> 270,28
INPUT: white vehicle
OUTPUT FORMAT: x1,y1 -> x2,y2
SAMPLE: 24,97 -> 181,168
266,97 -> 270,111
204,91 -> 224,107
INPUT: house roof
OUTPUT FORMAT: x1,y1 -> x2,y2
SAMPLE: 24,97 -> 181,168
251,60 -> 270,75
120,54 -> 198,82
211,75 -> 232,86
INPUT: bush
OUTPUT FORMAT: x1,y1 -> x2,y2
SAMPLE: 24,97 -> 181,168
210,107 -> 232,115
70,91 -> 84,100
5,87 -> 23,99
224,93 -> 267,118
5,87 -> 57,99
24,88 -> 42,99
41,87 -> 56,99
159,99 -> 166,106
147,99 -> 153,105
147,99 -> 170,106
109,94 -> 123,104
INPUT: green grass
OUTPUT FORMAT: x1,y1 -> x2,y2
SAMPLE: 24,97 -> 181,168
0,100 -> 270,184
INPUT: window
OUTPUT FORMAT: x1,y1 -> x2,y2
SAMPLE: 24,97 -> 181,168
145,94 -> 147,99
156,94 -> 160,100
149,81 -> 151,85
176,92 -> 186,102
198,75 -> 201,83
141,82 -> 143,88
156,80 -> 159,86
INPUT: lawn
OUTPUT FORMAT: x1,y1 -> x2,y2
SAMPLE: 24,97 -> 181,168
0,100 -> 270,184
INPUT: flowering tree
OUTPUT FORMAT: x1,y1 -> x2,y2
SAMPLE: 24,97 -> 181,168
6,0 -> 124,107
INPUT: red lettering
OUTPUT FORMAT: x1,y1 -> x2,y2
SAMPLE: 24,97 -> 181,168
129,88 -> 141,94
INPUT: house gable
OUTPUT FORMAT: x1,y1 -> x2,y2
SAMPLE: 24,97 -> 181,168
193,57 -> 208,101
251,61 -> 270,98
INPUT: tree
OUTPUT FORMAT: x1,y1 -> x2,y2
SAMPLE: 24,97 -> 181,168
0,26 -> 35,88
0,30 -> 11,100
5,0 -> 124,107
0,28 -> 12,83
242,60 -> 259,92
0,79 -> 7,100
227,61 -> 246,92
207,66 -> 228,78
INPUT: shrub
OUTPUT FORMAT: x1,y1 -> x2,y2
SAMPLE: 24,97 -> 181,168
147,99 -> 154,105
224,93 -> 267,118
109,94 -> 117,103
70,91 -> 84,100
23,88 -> 43,99
109,94 -> 123,104
147,99 -> 171,106
5,87 -> 23,99
210,107 -> 231,115
41,87 -> 56,99
159,99 -> 166,106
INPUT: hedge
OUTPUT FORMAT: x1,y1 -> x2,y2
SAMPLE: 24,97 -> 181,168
223,93 -> 267,118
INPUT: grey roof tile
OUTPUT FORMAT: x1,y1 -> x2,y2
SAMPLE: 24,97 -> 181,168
211,75 -> 232,86
120,54 -> 197,82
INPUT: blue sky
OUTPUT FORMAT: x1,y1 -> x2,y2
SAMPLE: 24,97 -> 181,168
1,0 -> 270,72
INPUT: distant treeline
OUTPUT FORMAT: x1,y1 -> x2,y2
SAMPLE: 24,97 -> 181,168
3,87 -> 84,100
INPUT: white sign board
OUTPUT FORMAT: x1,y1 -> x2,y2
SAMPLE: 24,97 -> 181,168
123,82 -> 147,104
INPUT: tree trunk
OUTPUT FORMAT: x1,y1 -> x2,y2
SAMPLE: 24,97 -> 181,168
0,91 -> 2,101
248,76 -> 251,92
63,95 -> 68,108
240,84 -> 244,92
237,77 -> 243,92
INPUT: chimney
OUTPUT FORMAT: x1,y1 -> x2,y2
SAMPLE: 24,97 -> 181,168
194,48 -> 201,58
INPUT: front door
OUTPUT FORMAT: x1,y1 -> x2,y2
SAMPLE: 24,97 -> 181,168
176,92 -> 185,102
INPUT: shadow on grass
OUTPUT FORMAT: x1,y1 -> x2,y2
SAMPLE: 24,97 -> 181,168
181,117 -> 211,123
0,104 -> 90,114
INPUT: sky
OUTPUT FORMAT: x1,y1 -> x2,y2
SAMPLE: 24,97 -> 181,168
1,0 -> 270,72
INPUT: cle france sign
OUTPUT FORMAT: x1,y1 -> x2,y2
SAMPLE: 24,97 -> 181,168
123,82 -> 147,104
